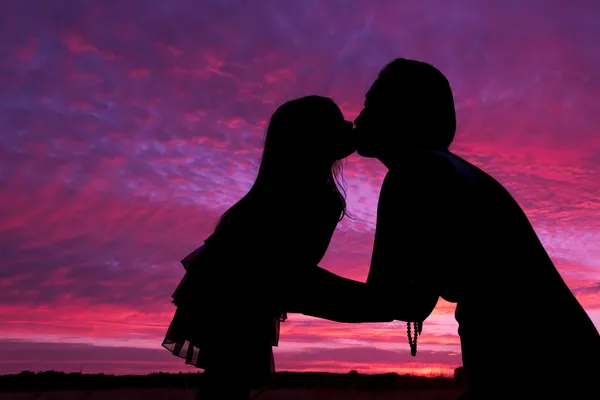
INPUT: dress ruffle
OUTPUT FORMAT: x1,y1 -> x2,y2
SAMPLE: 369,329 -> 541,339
161,244 -> 285,376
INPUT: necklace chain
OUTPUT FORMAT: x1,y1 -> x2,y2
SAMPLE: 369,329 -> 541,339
407,321 -> 422,357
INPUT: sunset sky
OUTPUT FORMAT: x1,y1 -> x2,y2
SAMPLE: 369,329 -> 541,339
1,0 -> 599,376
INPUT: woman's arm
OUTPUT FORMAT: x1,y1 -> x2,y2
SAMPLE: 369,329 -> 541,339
364,154 -> 461,323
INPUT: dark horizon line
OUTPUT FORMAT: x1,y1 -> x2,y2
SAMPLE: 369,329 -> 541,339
2,368 -> 464,377
0,368 -> 469,392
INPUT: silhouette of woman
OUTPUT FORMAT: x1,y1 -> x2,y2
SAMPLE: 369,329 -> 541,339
162,96 -> 392,399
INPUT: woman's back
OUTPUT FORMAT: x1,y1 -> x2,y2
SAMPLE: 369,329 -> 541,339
450,153 -> 599,395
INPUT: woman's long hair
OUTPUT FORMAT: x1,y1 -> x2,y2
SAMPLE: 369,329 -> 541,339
213,96 -> 350,239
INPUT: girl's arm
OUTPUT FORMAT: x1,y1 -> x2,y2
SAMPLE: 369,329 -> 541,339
279,266 -> 395,323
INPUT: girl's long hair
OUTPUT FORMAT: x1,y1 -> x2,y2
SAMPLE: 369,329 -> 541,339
213,96 -> 349,239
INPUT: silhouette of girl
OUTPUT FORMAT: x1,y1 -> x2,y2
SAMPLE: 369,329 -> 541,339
162,96 -> 393,399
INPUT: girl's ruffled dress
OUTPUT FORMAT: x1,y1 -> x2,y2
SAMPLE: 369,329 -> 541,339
161,241 -> 286,382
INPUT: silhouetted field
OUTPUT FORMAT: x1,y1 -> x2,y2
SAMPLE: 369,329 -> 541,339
0,388 -> 468,400
0,369 -> 468,393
